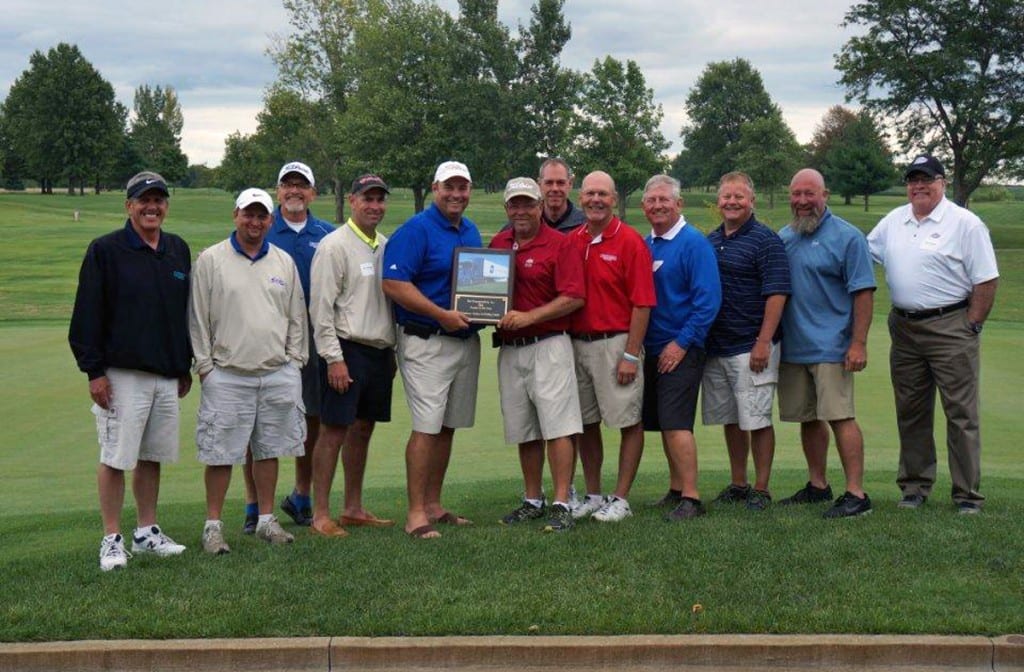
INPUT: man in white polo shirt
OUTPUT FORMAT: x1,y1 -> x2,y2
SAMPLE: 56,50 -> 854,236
189,188 -> 308,553
867,154 -> 999,514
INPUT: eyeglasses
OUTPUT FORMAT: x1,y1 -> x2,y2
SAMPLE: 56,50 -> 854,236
279,180 -> 311,189
904,175 -> 943,186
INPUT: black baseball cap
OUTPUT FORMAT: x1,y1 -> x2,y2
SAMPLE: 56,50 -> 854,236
904,154 -> 945,180
126,171 -> 170,199
351,174 -> 390,195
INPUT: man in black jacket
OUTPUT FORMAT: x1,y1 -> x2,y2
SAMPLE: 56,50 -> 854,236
69,171 -> 193,571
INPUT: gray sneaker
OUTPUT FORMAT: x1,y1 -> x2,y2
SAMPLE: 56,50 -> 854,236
664,497 -> 707,521
542,503 -> 574,532
202,521 -> 231,555
256,516 -> 295,544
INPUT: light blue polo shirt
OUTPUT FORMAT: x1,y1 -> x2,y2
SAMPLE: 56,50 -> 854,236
779,209 -> 876,363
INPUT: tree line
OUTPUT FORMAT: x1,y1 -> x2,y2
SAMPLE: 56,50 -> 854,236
2,0 -> 1022,211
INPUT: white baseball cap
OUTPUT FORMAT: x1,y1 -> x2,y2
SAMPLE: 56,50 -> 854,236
278,161 -> 315,188
433,161 -> 472,184
235,188 -> 274,213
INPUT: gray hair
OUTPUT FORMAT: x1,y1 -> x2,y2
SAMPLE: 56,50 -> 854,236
538,157 -> 574,182
643,174 -> 681,200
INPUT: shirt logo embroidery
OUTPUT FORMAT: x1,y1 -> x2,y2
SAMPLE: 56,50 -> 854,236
524,258 -> 535,268
600,253 -> 617,262
269,276 -> 286,288
172,271 -> 187,280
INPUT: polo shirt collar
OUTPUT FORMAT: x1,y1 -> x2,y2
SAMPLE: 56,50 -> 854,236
543,200 -> 578,228
427,202 -> 465,230
903,197 -> 950,226
719,214 -> 756,239
229,231 -> 270,261
272,205 -> 308,234
123,219 -> 164,252
652,216 -> 686,241
577,216 -> 622,244
346,218 -> 380,250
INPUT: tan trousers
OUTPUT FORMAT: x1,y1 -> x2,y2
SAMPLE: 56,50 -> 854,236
887,308 -> 983,505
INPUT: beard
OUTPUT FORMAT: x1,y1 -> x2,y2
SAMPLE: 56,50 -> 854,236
790,213 -> 821,235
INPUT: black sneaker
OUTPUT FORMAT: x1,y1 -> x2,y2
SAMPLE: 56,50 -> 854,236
712,483 -> 751,504
542,504 -> 574,532
664,497 -> 706,521
745,489 -> 772,511
779,481 -> 833,505
650,490 -> 684,508
823,492 -> 872,519
500,500 -> 545,525
280,494 -> 312,526
242,512 -> 258,535
897,493 -> 927,509
956,501 -> 982,515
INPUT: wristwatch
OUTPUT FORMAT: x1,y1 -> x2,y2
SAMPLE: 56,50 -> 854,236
969,321 -> 983,334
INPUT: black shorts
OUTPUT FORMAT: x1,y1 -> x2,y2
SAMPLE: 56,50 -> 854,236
319,339 -> 395,426
641,347 -> 706,432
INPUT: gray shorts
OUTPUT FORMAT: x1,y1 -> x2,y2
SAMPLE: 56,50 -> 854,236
498,334 -> 582,444
94,368 -> 180,470
701,343 -> 779,431
778,362 -> 855,423
573,334 -> 643,429
396,330 -> 481,434
196,364 -> 306,465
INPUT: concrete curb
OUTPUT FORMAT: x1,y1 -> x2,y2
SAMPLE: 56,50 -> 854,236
1,634 -> 1022,671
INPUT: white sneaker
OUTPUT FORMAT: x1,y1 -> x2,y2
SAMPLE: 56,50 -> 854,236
99,533 -> 131,571
592,496 -> 633,522
572,494 -> 607,520
131,525 -> 186,556
256,515 -> 294,544
202,521 -> 231,555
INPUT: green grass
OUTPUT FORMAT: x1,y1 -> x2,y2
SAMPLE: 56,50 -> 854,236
0,188 -> 1022,641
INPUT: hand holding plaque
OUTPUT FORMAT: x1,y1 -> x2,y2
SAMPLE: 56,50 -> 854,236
450,247 -> 515,324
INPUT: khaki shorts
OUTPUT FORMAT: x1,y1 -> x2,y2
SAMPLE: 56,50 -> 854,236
196,363 -> 306,465
397,330 -> 481,434
778,362 -> 855,423
701,343 -> 779,431
573,334 -> 643,429
498,334 -> 582,444
94,368 -> 180,471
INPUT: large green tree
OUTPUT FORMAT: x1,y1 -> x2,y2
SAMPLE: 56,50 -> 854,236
571,56 -> 668,219
807,105 -> 860,173
836,0 -> 1024,206
734,113 -> 803,209
129,85 -> 188,183
823,111 -> 895,211
680,58 -> 779,187
2,43 -> 125,194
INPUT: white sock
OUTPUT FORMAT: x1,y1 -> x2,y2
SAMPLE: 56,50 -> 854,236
525,497 -> 544,508
257,514 -> 274,527
204,519 -> 221,531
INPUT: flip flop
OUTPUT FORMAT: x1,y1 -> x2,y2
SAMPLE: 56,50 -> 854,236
407,524 -> 440,539
340,515 -> 395,528
433,512 -> 473,526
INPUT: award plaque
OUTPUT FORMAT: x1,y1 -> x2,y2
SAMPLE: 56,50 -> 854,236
451,247 -> 515,324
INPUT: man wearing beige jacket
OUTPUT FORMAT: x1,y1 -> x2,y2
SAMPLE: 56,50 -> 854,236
189,188 -> 308,554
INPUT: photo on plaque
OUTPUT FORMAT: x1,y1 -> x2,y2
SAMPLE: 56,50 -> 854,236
451,247 -> 515,324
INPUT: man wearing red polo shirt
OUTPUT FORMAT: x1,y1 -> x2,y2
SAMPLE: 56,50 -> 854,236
491,177 -> 586,532
569,170 -> 656,522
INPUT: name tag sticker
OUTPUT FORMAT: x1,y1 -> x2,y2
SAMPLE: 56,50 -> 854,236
920,234 -> 941,251
360,262 -> 375,277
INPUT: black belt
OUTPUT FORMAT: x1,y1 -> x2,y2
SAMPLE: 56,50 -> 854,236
570,331 -> 627,342
401,322 -> 471,340
892,299 -> 969,321
494,331 -> 566,348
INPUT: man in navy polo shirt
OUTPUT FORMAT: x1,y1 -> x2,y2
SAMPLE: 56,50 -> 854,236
70,171 -> 192,571
382,160 -> 482,539
702,171 -> 791,511
240,161 -> 335,533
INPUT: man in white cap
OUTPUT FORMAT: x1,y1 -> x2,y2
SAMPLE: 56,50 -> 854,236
238,161 -> 335,533
70,170 -> 192,571
867,154 -> 999,514
491,177 -> 585,533
189,188 -> 309,554
382,160 -> 482,539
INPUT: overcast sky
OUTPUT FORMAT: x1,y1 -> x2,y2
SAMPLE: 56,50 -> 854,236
2,0 -> 861,167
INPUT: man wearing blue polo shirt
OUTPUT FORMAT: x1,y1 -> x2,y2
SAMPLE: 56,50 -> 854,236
382,161 -> 482,539
778,168 -> 874,519
702,171 -> 791,511
240,162 -> 335,533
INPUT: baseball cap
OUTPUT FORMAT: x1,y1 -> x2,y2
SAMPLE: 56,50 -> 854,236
904,154 -> 945,179
126,171 -> 169,200
503,177 -> 542,203
234,188 -> 274,213
351,174 -> 390,195
278,161 -> 315,187
433,161 -> 472,184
